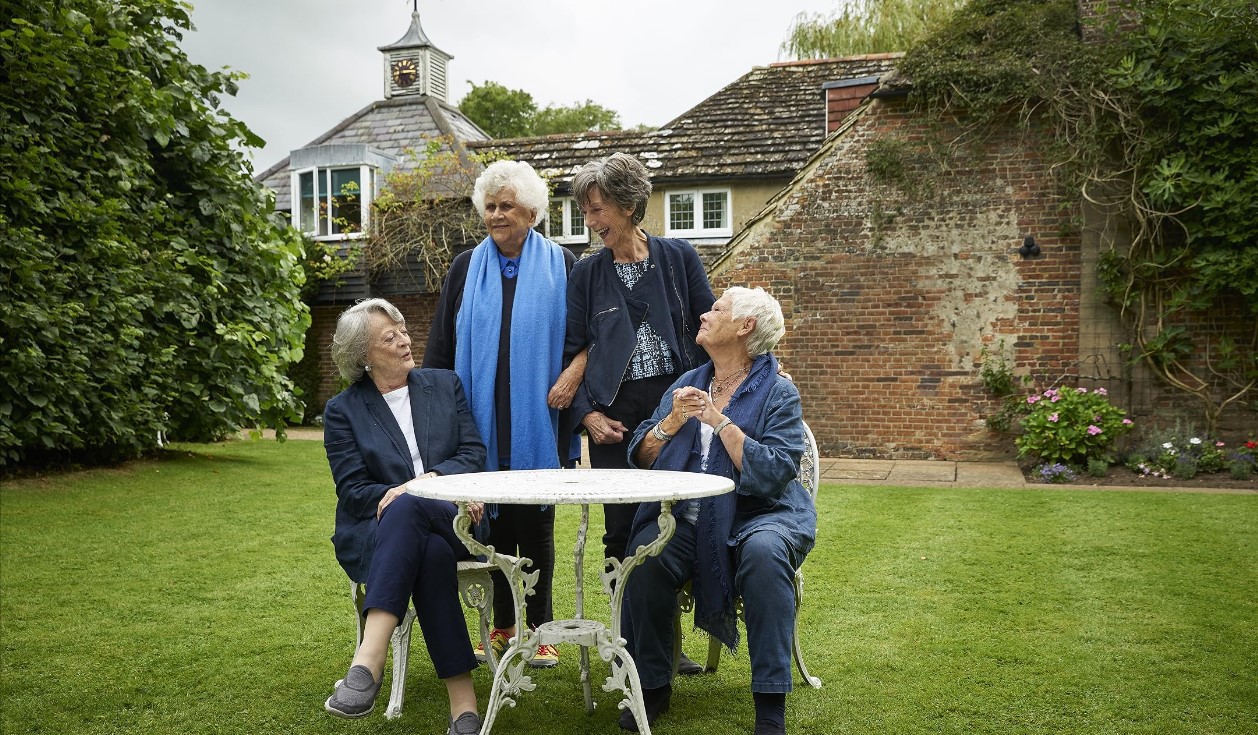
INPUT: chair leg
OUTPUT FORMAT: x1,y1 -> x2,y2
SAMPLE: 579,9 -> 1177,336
792,574 -> 821,688
705,635 -> 721,673
385,609 -> 416,720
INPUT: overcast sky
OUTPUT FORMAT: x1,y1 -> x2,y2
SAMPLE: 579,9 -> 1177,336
181,0 -> 846,173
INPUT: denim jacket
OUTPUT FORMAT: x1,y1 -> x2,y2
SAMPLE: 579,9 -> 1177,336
565,235 -> 715,421
627,370 -> 817,558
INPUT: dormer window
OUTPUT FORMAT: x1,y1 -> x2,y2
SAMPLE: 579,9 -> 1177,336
288,144 -> 394,240
294,166 -> 374,239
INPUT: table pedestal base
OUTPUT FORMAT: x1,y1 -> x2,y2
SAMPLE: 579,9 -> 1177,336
481,619 -> 655,735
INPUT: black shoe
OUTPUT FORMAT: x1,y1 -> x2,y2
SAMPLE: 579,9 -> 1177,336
754,722 -> 786,735
618,684 -> 671,732
677,652 -> 704,676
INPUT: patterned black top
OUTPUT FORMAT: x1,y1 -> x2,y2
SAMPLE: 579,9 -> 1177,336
614,258 -> 677,381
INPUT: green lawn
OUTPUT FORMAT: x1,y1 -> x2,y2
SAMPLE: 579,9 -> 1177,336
2,440 -> 1255,735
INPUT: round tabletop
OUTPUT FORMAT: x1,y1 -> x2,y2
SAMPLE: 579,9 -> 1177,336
405,468 -> 733,505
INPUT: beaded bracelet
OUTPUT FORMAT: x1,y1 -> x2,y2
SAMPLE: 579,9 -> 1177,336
651,422 -> 672,442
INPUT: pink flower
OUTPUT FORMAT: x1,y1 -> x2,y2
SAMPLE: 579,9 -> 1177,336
1048,413 -> 1059,423
1027,395 -> 1040,404
1044,389 -> 1058,398
1122,418 -> 1133,426
1087,425 -> 1102,436
1050,394 -> 1061,402
1096,387 -> 1108,396
1216,441 -> 1225,447
1077,387 -> 1089,393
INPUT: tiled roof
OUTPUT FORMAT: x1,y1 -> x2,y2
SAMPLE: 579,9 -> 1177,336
468,54 -> 901,187
255,95 -> 488,210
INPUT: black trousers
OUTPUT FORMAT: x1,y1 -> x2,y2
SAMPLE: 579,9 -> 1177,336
488,501 -> 556,630
587,373 -> 679,561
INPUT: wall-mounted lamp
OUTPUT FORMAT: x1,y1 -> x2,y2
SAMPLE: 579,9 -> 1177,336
1018,235 -> 1041,258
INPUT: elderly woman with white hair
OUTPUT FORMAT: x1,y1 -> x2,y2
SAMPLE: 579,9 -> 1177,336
322,298 -> 487,734
619,287 -> 816,735
423,159 -> 586,670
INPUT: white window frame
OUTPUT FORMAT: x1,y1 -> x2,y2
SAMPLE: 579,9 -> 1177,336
664,188 -> 733,238
290,165 -> 375,240
543,196 -> 589,245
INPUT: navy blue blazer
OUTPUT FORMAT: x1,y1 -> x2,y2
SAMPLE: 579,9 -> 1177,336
565,235 -> 715,421
323,368 -> 486,582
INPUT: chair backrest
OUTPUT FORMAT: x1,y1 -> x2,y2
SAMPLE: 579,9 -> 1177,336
799,421 -> 821,503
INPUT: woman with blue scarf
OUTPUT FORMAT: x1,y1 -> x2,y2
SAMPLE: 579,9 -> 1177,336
620,287 -> 816,735
423,160 -> 586,671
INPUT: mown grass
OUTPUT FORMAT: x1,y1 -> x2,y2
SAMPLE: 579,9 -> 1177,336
2,440 -> 1255,734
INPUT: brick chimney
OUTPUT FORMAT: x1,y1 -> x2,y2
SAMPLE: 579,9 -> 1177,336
823,76 -> 881,134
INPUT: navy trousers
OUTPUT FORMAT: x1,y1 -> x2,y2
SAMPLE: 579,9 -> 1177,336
362,493 -> 477,680
487,502 -> 555,630
587,373 -> 678,560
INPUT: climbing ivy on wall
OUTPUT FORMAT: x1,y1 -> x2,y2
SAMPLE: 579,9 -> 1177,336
897,0 -> 1258,433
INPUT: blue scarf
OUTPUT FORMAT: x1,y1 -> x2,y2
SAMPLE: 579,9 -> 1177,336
453,229 -> 567,472
633,352 -> 780,650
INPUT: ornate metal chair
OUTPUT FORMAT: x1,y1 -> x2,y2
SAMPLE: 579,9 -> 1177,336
349,558 -> 504,719
672,420 -> 823,688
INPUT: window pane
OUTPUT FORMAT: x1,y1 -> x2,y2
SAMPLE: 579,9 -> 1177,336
567,199 -> 585,237
329,168 -> 362,234
298,171 -> 315,233
548,199 -> 564,238
669,193 -> 694,232
317,169 -> 328,236
702,192 -> 727,230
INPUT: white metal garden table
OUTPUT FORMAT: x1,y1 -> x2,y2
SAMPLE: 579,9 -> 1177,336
405,468 -> 733,735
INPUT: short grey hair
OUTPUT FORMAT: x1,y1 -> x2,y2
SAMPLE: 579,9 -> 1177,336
725,286 -> 786,357
471,159 -> 549,227
331,298 -> 406,382
571,152 -> 652,225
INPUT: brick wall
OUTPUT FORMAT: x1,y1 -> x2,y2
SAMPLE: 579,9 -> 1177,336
712,99 -> 1082,459
309,294 -> 440,413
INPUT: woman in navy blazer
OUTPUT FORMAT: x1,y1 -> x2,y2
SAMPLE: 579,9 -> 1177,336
322,298 -> 488,735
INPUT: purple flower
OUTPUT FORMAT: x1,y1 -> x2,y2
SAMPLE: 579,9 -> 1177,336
1096,387 -> 1108,396
1048,413 -> 1059,423
1087,425 -> 1102,436
1050,395 -> 1061,402
1122,418 -> 1133,426
1027,395 -> 1040,404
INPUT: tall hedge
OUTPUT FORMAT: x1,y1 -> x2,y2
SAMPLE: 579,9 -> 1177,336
0,0 -> 309,468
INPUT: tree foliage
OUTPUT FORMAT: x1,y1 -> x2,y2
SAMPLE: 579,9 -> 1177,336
459,80 -> 621,138
0,0 -> 309,468
782,0 -> 969,58
364,137 -> 498,290
899,0 -> 1258,433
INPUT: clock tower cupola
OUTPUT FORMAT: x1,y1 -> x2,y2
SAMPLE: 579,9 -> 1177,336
379,6 -> 452,101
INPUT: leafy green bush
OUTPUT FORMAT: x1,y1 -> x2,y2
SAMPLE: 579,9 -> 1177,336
0,0 -> 308,467
1016,387 -> 1133,466
1086,457 -> 1109,478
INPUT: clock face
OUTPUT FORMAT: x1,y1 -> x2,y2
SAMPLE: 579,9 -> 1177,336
391,59 -> 418,88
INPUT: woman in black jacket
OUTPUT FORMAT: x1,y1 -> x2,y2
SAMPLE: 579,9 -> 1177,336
565,152 -> 716,562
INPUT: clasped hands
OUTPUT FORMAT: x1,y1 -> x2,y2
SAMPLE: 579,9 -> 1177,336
668,385 -> 724,429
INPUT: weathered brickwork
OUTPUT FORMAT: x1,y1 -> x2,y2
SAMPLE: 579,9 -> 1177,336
309,294 -> 439,412
713,99 -> 1082,459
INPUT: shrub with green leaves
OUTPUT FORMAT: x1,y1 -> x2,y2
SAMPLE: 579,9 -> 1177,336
1016,387 -> 1133,466
0,0 -> 309,467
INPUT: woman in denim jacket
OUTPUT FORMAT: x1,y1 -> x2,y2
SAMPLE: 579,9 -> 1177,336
565,152 -> 715,563
619,287 -> 816,735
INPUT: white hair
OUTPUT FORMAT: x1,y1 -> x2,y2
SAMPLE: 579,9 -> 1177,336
331,298 -> 406,382
471,159 -> 549,226
724,286 -> 785,357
